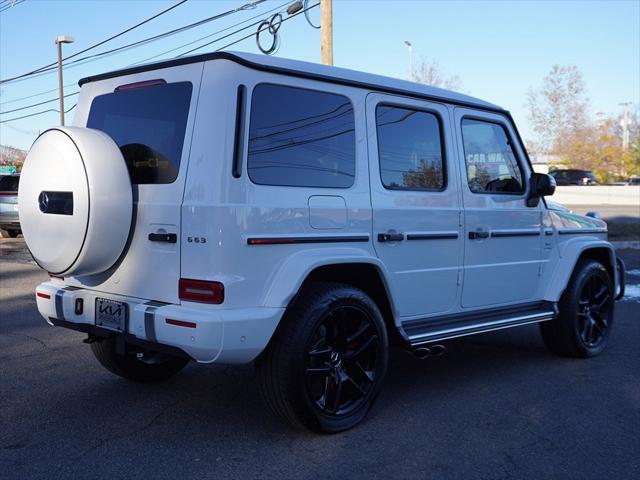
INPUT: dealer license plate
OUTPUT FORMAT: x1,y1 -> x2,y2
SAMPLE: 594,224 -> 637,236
95,298 -> 127,331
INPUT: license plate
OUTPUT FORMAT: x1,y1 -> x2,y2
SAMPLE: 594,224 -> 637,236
13,204 -> 18,211
95,298 -> 127,331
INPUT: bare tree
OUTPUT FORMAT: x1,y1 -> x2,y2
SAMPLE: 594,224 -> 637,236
412,58 -> 462,91
526,64 -> 591,156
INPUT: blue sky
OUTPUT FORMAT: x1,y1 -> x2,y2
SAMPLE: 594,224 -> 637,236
1,0 -> 639,151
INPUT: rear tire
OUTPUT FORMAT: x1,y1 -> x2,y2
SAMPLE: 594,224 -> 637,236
90,336 -> 189,382
540,259 -> 614,358
7,229 -> 19,238
256,282 -> 388,433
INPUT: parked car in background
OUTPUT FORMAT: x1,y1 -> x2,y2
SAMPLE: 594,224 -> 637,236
0,174 -> 20,237
627,176 -> 640,186
549,169 -> 597,185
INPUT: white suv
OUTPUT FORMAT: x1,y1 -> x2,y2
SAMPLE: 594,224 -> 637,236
19,52 -> 624,433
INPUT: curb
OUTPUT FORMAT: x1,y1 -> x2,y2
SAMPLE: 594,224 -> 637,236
612,241 -> 640,250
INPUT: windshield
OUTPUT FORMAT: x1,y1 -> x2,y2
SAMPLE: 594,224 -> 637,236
87,81 -> 192,184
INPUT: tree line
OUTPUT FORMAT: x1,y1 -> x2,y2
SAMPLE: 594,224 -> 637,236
413,59 -> 639,183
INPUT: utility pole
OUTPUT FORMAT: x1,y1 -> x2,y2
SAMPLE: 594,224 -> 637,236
55,35 -> 74,126
321,0 -> 333,65
404,41 -> 413,81
619,102 -> 631,151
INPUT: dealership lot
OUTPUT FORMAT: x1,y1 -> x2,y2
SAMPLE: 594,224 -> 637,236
1,238 -> 639,480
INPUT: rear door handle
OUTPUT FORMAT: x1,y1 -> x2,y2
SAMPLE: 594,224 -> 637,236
148,233 -> 177,243
378,232 -> 404,242
468,231 -> 490,240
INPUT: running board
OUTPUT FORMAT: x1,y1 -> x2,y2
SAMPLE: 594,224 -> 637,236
401,302 -> 557,346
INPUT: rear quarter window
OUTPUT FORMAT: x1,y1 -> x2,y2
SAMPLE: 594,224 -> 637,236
87,81 -> 192,184
247,84 -> 356,188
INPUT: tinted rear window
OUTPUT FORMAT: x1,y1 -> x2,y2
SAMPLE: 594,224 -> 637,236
247,84 -> 356,188
0,176 -> 19,191
87,81 -> 192,184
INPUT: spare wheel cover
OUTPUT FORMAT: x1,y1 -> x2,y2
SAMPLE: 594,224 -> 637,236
18,127 -> 132,276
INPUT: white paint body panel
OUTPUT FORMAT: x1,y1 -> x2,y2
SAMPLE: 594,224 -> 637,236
27,54 -> 618,364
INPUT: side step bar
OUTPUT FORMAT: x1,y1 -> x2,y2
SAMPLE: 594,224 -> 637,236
400,302 -> 557,346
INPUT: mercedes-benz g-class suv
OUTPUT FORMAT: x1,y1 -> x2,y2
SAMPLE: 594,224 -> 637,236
19,52 -> 625,433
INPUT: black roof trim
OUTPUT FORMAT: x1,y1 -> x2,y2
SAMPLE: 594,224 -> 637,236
78,51 -> 505,114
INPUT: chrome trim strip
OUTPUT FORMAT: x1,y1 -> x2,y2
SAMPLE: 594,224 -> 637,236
408,311 -> 555,345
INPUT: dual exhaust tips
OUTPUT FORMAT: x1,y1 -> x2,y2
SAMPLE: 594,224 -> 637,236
411,344 -> 446,360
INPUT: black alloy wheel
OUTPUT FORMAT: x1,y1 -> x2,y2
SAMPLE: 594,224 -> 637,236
257,282 -> 388,433
540,259 -> 614,358
577,271 -> 613,348
304,305 -> 381,417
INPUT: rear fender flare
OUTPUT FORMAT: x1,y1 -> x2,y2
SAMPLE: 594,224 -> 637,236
261,247 -> 398,317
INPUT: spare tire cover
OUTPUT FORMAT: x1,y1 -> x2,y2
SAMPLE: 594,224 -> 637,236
18,127 -> 132,276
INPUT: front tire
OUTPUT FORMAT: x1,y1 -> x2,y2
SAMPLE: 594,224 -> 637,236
90,336 -> 189,382
256,282 -> 389,433
540,259 -> 614,358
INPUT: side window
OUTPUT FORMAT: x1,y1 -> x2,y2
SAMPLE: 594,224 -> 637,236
461,118 -> 524,194
247,84 -> 355,188
376,105 -> 445,190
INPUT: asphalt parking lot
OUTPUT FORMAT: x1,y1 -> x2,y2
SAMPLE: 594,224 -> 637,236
1,237 -> 639,480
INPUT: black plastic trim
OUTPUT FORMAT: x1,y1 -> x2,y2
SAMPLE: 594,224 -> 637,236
558,229 -> 608,235
491,230 -> 540,238
406,232 -> 459,240
232,84 -> 246,178
49,317 -> 192,360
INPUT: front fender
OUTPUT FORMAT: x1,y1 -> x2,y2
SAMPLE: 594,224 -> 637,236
543,238 -> 617,302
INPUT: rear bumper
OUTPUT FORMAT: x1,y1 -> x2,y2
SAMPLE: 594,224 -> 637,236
35,281 -> 284,364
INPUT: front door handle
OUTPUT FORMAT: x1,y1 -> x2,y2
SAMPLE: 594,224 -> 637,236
468,231 -> 490,240
378,231 -> 404,242
148,232 -> 177,243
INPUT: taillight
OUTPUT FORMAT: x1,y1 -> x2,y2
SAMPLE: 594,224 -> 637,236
37,292 -> 51,299
179,278 -> 224,304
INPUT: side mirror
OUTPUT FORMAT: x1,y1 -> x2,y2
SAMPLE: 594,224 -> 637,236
527,173 -> 556,207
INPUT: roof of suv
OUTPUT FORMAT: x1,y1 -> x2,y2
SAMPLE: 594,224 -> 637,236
78,51 -> 503,112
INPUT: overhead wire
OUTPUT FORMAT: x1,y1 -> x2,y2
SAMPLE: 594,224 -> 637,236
0,0 -> 25,13
0,103 -> 76,124
0,92 -> 79,115
130,0 -> 289,66
0,1 -> 319,123
0,0 -> 189,83
0,0 -> 266,85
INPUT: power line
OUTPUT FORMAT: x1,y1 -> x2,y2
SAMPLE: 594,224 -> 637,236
0,0 -> 25,14
215,1 -> 319,53
0,1 -> 318,123
0,0 -> 189,83
130,0 -> 289,66
0,0 -> 267,85
0,91 -> 79,115
0,83 -> 75,106
0,103 -> 76,124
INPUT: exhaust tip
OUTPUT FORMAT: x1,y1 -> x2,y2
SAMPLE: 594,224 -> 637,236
412,347 -> 431,360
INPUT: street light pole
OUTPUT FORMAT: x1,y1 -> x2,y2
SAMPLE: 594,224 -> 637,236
55,35 -> 74,126
404,41 -> 413,81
